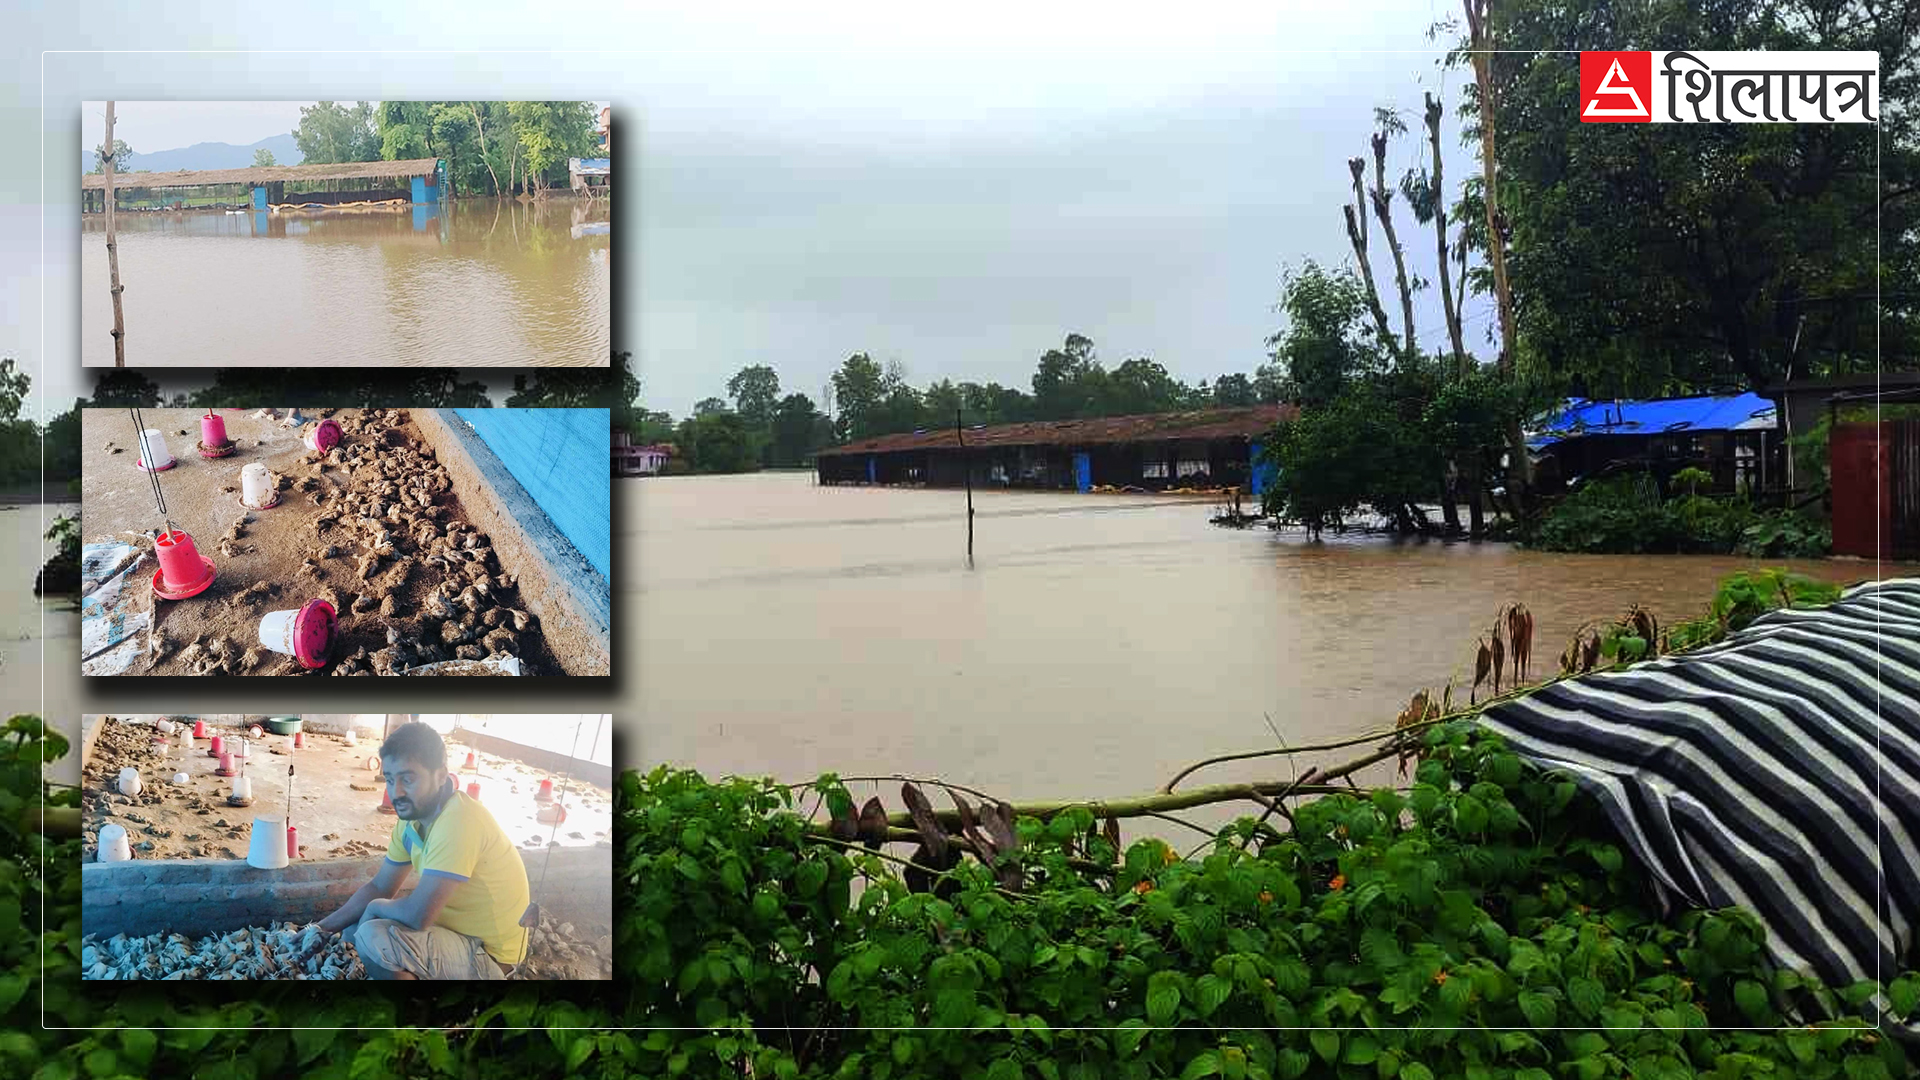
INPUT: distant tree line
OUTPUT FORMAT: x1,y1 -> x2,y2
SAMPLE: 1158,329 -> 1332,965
633,336 -> 1286,475
292,101 -> 602,198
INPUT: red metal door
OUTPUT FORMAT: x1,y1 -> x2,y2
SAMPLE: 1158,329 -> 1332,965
1829,423 -> 1891,559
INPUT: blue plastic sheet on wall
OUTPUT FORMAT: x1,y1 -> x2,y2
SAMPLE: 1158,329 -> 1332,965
453,408 -> 611,580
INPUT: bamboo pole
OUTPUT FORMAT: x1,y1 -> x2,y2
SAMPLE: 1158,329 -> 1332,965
104,101 -> 127,367
957,409 -> 974,566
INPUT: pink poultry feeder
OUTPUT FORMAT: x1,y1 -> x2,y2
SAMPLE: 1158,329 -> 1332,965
151,528 -> 217,600
304,419 -> 343,453
258,599 -> 337,670
197,412 -> 235,458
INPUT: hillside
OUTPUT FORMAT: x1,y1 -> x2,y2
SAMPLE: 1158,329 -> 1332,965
82,133 -> 302,174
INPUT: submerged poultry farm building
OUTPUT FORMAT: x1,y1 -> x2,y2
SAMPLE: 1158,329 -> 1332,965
814,405 -> 1296,493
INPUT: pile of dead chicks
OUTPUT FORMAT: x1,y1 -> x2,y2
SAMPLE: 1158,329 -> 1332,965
304,409 -> 540,676
81,922 -> 366,981
512,910 -> 614,981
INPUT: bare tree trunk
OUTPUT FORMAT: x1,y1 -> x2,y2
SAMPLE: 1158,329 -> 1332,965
1464,0 -> 1533,513
1343,158 -> 1397,352
470,105 -> 501,196
1369,133 -> 1417,363
104,101 -> 127,368
1425,92 -> 1467,372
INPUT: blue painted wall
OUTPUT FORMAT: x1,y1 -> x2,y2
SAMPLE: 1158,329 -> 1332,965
1073,452 -> 1092,492
867,457 -> 877,483
452,409 -> 611,580
251,185 -> 267,210
411,175 -> 428,204
1249,442 -> 1276,497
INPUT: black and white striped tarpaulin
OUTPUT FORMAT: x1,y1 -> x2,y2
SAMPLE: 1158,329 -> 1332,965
1478,578 -> 1920,1039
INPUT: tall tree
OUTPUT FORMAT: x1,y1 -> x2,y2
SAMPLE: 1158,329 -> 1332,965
830,353 -> 887,441
726,365 -> 782,427
1212,373 -> 1257,407
1367,110 -> 1419,360
1416,91 -> 1467,368
770,393 -> 825,466
251,148 -> 276,168
1268,261 -> 1383,409
1473,0 -> 1917,396
1031,334 -> 1102,420
1342,158 -> 1398,351
1461,0 -> 1534,510
292,102 -> 377,165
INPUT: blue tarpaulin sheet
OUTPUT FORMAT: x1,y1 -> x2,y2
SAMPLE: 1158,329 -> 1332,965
1529,393 -> 1775,450
453,409 -> 611,580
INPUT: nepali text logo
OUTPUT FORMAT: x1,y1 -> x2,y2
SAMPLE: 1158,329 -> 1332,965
1579,51 -> 1879,123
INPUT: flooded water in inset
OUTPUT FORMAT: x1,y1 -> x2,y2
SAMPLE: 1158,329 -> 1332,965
635,473 -> 1895,828
3,503 -> 81,749
81,198 -> 609,368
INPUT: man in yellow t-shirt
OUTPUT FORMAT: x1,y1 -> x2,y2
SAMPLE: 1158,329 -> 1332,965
316,722 -> 531,979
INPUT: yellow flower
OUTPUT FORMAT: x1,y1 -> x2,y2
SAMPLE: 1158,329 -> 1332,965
1433,969 -> 1449,985
1329,874 -> 1346,891
1258,890 -> 1274,904
1134,880 -> 1153,895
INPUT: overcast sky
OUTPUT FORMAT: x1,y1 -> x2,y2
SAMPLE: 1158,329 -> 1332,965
80,100 -> 615,154
12,2 -> 1497,418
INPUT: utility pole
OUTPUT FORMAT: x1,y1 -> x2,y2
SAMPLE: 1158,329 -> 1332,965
104,101 -> 127,367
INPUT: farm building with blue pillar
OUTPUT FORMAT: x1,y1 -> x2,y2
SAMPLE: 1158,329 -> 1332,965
83,158 -> 446,213
814,405 -> 1296,491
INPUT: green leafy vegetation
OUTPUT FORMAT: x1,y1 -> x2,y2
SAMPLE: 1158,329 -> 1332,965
291,100 -> 603,198
8,575 -> 1912,1076
1526,475 -> 1830,558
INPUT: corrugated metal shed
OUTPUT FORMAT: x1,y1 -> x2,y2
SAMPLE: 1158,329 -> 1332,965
815,404 -> 1296,457
81,158 -> 441,191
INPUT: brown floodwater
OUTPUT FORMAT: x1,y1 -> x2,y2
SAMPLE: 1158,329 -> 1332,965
634,472 -> 1903,830
3,502 -> 80,750
81,197 -> 608,368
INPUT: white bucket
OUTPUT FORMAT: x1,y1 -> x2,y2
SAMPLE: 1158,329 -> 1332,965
155,720 -> 176,735
231,775 -> 252,801
171,771 -> 189,785
240,463 -> 274,509
258,609 -> 299,655
98,823 -> 132,862
343,729 -> 358,747
247,816 -> 289,870
116,768 -> 142,798
137,428 -> 174,470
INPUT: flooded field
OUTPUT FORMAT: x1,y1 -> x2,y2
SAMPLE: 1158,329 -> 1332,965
635,472 -> 1895,827
81,197 -> 609,368
3,502 -> 80,744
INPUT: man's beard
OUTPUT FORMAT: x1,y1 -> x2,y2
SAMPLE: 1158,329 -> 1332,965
392,781 -> 446,821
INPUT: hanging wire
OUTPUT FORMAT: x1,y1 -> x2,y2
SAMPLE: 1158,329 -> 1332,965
513,713 -> 600,977
128,407 -> 173,535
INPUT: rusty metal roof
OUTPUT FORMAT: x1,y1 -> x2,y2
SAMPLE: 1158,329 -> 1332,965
815,404 -> 1296,457
82,158 -> 441,191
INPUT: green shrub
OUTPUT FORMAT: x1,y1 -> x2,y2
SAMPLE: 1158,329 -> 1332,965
1530,474 -> 1827,557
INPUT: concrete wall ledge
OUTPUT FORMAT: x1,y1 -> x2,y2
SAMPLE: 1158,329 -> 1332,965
83,844 -> 611,940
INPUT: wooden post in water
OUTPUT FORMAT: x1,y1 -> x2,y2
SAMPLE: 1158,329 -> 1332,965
957,409 -> 974,567
103,101 -> 127,367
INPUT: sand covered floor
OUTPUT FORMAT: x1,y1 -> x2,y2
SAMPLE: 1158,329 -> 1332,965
81,407 -> 565,675
82,717 -> 615,862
